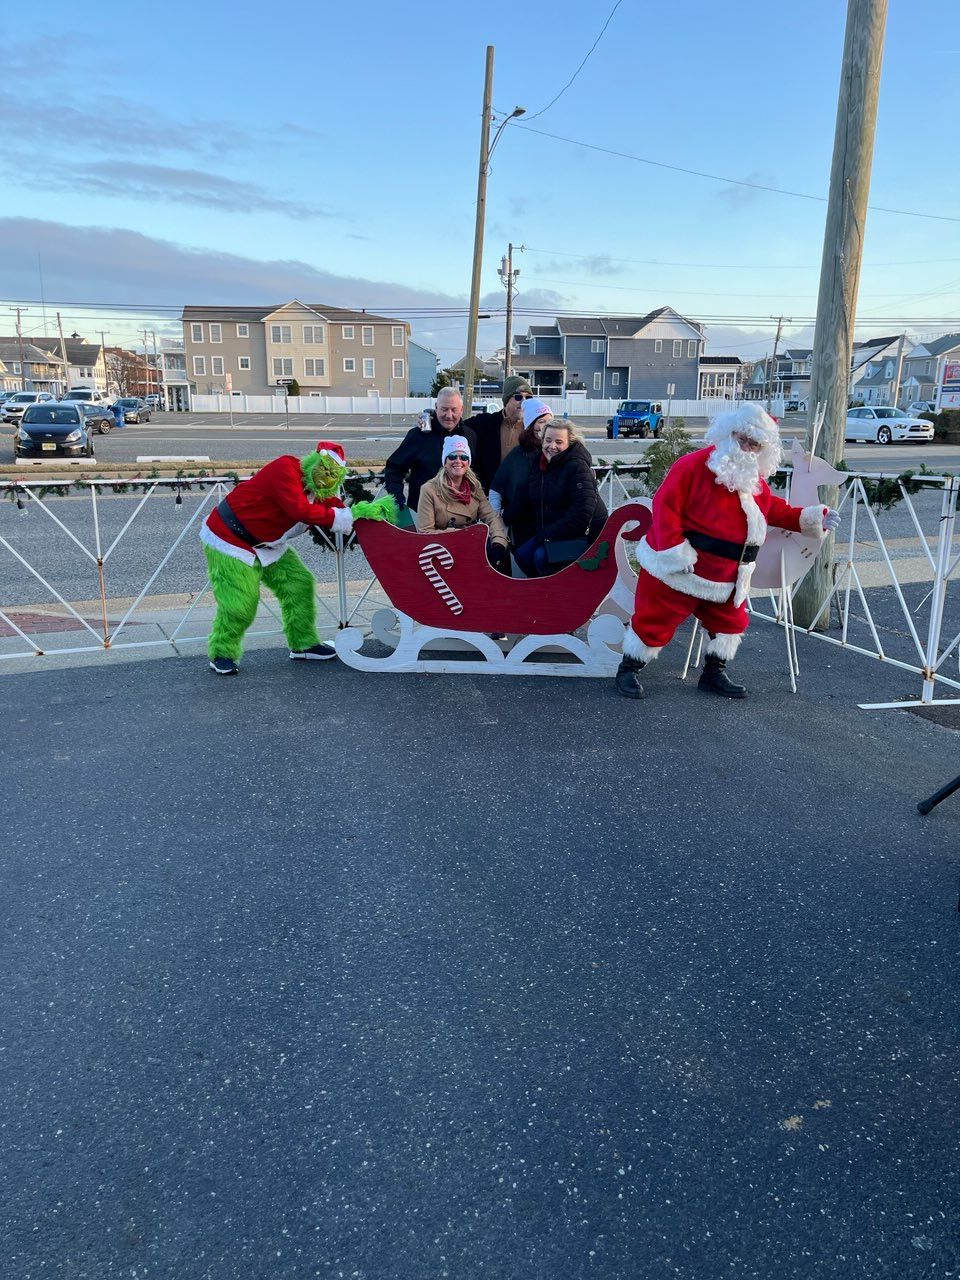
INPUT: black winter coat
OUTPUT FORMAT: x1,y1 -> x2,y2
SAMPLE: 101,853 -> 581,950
383,416 -> 478,513
520,440 -> 607,543
460,408 -> 507,494
493,444 -> 541,547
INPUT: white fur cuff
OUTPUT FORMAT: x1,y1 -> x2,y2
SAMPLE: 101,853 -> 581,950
637,536 -> 698,575
331,507 -> 354,535
704,632 -> 743,660
623,629 -> 662,662
800,504 -> 827,538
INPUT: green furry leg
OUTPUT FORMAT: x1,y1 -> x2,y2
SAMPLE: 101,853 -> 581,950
260,548 -> 320,652
204,545 -> 262,662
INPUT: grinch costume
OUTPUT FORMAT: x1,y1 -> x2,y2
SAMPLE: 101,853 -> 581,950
616,405 -> 838,700
200,440 -> 395,674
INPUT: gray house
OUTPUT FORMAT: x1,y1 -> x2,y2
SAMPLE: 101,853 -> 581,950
901,333 -> 960,407
513,307 -> 704,400
408,340 -> 439,395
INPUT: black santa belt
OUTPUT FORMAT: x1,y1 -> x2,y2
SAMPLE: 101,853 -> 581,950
216,499 -> 261,548
684,530 -> 759,564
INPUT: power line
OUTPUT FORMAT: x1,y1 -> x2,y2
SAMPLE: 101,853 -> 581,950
512,123 -> 960,223
522,0 -> 625,122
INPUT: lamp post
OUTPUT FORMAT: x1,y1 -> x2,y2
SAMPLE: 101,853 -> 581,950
462,44 -> 524,410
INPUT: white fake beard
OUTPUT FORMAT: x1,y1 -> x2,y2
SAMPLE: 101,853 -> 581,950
706,436 -> 780,493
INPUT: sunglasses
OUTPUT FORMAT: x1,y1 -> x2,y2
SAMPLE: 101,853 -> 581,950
512,392 -> 531,402
446,453 -> 470,462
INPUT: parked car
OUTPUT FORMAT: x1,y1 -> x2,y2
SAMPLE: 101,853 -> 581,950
470,400 -> 500,415
15,403 -> 93,459
785,399 -> 808,413
62,387 -> 108,405
2,390 -> 56,423
907,401 -> 936,415
76,402 -> 114,435
144,394 -> 162,410
844,406 -> 935,445
113,397 -> 150,424
606,400 -> 663,439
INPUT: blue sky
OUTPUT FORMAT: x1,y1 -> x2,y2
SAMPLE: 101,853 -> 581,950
2,0 -> 959,366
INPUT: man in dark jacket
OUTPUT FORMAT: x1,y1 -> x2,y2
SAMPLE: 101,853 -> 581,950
383,387 -> 477,518
460,374 -> 533,494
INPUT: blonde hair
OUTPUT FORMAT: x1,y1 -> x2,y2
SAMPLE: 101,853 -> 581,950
542,418 -> 582,445
434,463 -> 483,503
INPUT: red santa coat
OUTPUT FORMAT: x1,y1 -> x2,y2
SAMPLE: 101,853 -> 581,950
636,447 -> 826,609
200,454 -> 353,567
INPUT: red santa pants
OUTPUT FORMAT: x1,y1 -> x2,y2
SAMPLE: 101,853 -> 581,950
631,569 -> 749,649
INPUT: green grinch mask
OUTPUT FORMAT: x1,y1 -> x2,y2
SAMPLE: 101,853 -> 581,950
301,450 -> 347,498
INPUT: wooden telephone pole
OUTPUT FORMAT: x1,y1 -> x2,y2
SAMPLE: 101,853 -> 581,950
794,0 -> 888,627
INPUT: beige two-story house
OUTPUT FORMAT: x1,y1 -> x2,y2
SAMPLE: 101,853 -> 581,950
181,301 -> 410,398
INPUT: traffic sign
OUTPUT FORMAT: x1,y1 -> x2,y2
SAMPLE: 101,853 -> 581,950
276,377 -> 294,387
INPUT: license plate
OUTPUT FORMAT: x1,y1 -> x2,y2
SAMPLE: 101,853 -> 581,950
42,443 -> 56,451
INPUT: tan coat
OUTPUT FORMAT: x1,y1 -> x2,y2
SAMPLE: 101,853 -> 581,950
417,477 -> 509,547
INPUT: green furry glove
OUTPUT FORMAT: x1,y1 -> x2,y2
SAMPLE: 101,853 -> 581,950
351,494 -> 399,524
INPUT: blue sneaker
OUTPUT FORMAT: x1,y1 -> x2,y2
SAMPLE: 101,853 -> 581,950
289,643 -> 336,661
209,656 -> 238,675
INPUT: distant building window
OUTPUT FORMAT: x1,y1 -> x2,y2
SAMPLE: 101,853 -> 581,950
655,339 -> 662,353
688,339 -> 697,358
673,340 -> 682,358
362,326 -> 374,346
363,358 -> 375,378
611,371 -> 620,386
211,356 -> 224,375
210,323 -> 222,343
270,325 -> 292,344
593,372 -> 602,391
343,358 -> 356,373
303,325 -> 325,344
13,362 -> 21,373
591,339 -> 604,353
392,359 -> 404,379
342,325 -> 355,340
272,357 -> 294,377
193,356 -> 206,375
191,323 -> 203,343
236,323 -> 249,338
238,356 -> 251,371
304,358 -> 326,377
392,326 -> 404,347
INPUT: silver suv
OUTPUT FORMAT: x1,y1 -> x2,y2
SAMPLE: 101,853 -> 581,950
2,391 -> 55,423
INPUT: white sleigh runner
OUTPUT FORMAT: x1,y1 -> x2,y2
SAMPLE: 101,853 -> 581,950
335,503 -> 652,677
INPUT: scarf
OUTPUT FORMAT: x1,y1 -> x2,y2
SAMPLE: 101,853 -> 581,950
449,478 -> 473,506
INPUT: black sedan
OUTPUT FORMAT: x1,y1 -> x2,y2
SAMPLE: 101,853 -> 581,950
114,398 -> 150,424
15,403 -> 94,459
78,402 -> 114,434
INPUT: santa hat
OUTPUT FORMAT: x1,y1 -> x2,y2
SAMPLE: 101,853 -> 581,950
442,434 -> 472,464
315,440 -> 346,465
522,397 -> 553,430
705,403 -> 779,449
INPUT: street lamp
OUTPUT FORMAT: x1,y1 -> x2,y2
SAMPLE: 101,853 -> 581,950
462,44 -> 524,408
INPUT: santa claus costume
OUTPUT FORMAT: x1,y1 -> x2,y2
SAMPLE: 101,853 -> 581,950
616,404 -> 838,699
200,441 -> 395,675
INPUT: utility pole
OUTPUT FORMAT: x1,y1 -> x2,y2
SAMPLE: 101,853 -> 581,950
56,311 -> 70,396
143,328 -> 150,400
498,243 -> 521,380
13,306 -> 28,390
100,331 -> 110,397
795,0 -> 888,627
463,45 -> 495,408
891,331 -> 906,408
765,315 -> 789,413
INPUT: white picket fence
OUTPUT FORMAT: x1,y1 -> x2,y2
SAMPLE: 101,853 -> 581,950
189,393 -> 780,420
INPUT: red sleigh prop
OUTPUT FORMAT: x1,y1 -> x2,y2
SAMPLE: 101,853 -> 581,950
351,502 -> 651,635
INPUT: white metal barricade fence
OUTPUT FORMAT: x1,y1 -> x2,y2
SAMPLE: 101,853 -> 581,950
0,467 -> 957,704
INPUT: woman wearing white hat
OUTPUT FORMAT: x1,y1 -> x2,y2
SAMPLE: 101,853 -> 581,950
416,435 -> 510,570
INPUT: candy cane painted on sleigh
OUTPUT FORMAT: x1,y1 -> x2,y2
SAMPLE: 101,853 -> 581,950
335,503 -> 652,676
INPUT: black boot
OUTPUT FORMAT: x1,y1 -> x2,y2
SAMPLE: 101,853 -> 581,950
615,655 -> 645,699
698,654 -> 747,698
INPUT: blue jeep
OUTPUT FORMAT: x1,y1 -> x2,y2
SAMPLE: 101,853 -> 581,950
606,400 -> 664,439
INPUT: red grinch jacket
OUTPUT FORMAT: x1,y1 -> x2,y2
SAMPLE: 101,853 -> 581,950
200,454 -> 352,567
636,446 -> 826,607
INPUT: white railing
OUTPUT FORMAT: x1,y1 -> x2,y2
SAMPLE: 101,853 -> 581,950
189,393 -> 764,419
1,466 -> 956,704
